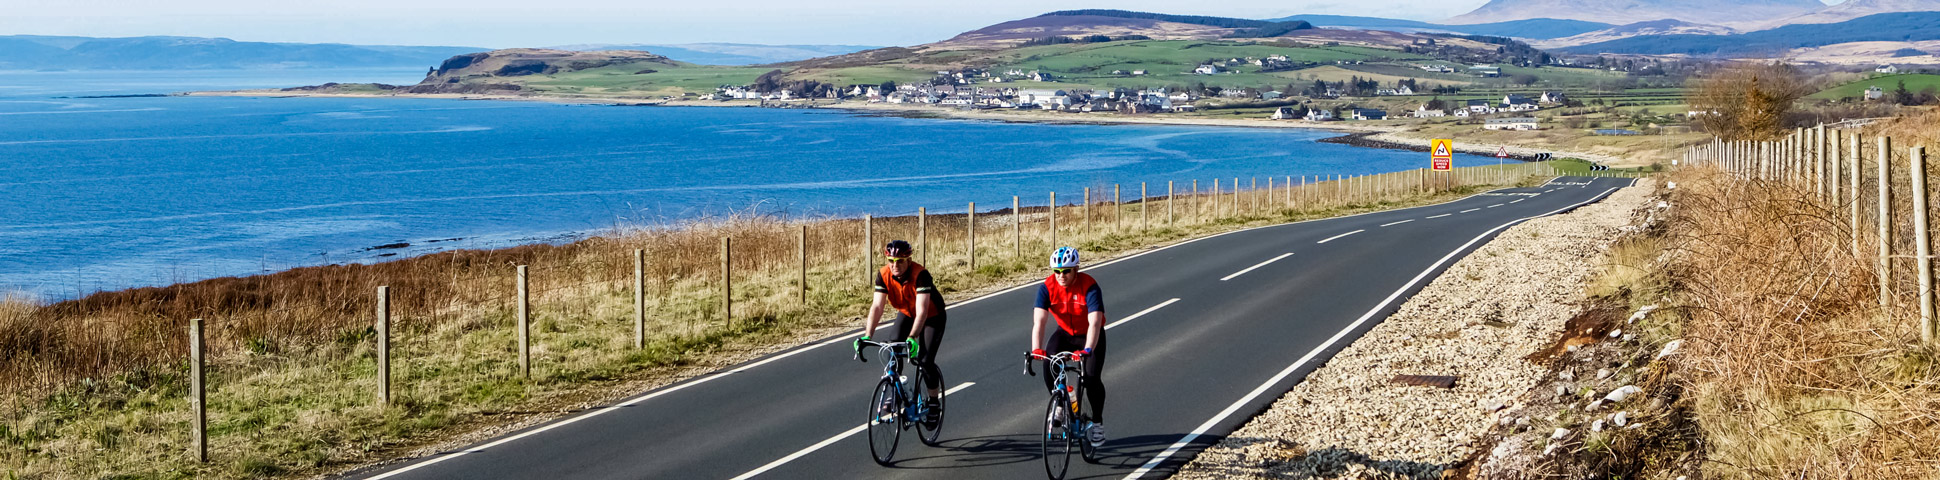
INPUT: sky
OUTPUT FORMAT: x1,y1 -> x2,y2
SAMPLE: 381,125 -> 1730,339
0,0 -> 1522,48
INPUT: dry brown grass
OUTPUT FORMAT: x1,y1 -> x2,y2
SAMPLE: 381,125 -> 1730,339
1662,149 -> 1940,478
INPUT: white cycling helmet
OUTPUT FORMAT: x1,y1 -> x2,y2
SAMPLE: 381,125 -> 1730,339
1050,246 -> 1080,269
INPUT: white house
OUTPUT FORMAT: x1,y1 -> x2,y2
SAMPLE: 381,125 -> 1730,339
1413,105 -> 1446,118
1454,109 -> 1471,118
1194,64 -> 1220,75
1304,109 -> 1336,121
1029,71 -> 1056,82
1014,89 -> 1067,106
1350,109 -> 1387,120
1271,107 -> 1301,120
1878,64 -> 1899,74
1131,70 -> 1147,75
1483,117 -> 1540,130
1466,99 -> 1495,114
1261,91 -> 1284,100
1866,85 -> 1886,100
1539,91 -> 1568,104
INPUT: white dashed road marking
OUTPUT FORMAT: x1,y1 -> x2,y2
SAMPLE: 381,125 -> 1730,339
1316,230 -> 1364,244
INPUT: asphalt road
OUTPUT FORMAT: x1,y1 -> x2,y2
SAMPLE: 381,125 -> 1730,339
348,175 -> 1636,480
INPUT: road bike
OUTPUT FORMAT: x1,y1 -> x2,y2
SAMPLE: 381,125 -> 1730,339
1025,350 -> 1100,479
855,339 -> 946,465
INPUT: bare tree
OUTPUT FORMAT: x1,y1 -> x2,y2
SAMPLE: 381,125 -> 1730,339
1688,62 -> 1810,140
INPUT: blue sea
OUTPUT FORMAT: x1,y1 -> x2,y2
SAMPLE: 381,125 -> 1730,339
0,68 -> 1499,299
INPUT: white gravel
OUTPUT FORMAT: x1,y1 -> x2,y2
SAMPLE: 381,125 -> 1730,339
1173,179 -> 1656,480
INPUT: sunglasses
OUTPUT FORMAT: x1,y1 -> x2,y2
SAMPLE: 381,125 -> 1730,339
1051,268 -> 1075,274
885,257 -> 909,263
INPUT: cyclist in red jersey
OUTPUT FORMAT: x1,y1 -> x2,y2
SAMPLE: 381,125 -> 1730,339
856,240 -> 947,408
1029,245 -> 1107,447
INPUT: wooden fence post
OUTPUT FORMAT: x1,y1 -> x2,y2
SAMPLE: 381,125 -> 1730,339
1141,182 -> 1148,230
1879,136 -> 1894,310
864,215 -> 873,287
1049,191 -> 1058,248
1191,179 -> 1198,223
1912,146 -> 1934,344
967,202 -> 977,271
918,207 -> 927,265
798,225 -> 808,306
1114,184 -> 1121,234
1083,187 -> 1091,239
1012,196 -> 1021,261
1266,177 -> 1273,213
721,237 -> 732,329
190,318 -> 206,463
634,249 -> 645,350
377,286 -> 390,405
517,265 -> 529,380
1167,181 -> 1174,225
1852,132 -> 1864,258
1830,129 -> 1842,207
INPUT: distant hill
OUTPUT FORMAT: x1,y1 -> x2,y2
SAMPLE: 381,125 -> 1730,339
1530,19 -> 1739,49
1442,0 -> 1824,27
403,48 -> 681,94
941,10 -> 1311,47
547,43 -> 879,65
1752,0 -> 1940,30
0,35 -> 482,70
1266,14 -> 1612,39
1559,12 -> 1940,56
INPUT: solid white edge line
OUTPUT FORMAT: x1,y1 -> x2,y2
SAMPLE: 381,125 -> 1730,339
1425,214 -> 1451,219
1122,185 -> 1627,479
1379,219 -> 1413,227
1459,208 -> 1480,213
1316,230 -> 1363,244
1219,253 -> 1294,281
1105,298 -> 1180,330
728,382 -> 978,480
364,185 -> 1526,479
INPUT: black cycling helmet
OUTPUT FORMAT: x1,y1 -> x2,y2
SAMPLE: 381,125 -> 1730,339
883,240 -> 913,258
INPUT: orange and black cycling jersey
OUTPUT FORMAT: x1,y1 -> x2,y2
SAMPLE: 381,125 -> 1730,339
875,263 -> 946,317
1037,272 -> 1103,335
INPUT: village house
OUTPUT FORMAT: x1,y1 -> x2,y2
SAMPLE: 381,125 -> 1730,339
1866,85 -> 1886,100
1469,65 -> 1501,77
1376,85 -> 1415,96
1350,108 -> 1387,120
1305,109 -> 1336,121
1271,106 -> 1301,120
1261,91 -> 1283,100
1539,91 -> 1568,104
1454,109 -> 1471,118
1194,64 -> 1220,75
1131,70 -> 1147,76
1413,105 -> 1446,118
1466,99 -> 1495,114
1878,64 -> 1899,74
1483,117 -> 1540,130
1029,71 -> 1056,82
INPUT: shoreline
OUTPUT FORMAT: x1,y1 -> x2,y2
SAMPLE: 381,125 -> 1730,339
187,88 -> 1633,165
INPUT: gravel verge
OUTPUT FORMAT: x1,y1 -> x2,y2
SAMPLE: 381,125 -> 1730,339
1173,178 -> 1657,479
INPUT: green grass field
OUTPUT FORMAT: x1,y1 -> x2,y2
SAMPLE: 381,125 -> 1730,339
1809,73 -> 1940,100
521,64 -> 779,96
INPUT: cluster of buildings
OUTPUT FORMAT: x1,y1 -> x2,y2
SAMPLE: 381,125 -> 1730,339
1411,92 -> 1567,119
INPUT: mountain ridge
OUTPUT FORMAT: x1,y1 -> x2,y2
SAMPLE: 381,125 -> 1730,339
1442,0 -> 1826,27
0,35 -> 482,70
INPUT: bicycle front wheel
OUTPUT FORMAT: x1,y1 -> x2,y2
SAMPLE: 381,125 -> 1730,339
916,367 -> 945,447
867,377 -> 902,465
1042,392 -> 1073,480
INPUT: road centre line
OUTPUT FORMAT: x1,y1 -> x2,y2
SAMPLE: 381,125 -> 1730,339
1488,204 -> 1503,208
730,382 -> 978,480
1124,186 -> 1628,479
1460,208 -> 1480,213
1220,253 -> 1294,281
367,187 -> 1525,479
1316,230 -> 1363,244
1379,219 -> 1413,227
1106,298 -> 1181,330
1425,214 -> 1451,219
1510,199 -> 1525,204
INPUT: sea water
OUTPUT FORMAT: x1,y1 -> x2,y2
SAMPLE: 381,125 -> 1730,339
0,69 -> 1502,298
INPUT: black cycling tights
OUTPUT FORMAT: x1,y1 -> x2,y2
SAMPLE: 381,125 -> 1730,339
893,312 -> 947,391
1041,329 -> 1106,422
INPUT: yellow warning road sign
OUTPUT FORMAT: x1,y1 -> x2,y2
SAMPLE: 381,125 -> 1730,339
1430,139 -> 1453,170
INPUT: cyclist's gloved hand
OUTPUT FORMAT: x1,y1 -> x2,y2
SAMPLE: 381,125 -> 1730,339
853,335 -> 870,360
1074,347 -> 1093,361
905,337 -> 920,357
1032,348 -> 1048,358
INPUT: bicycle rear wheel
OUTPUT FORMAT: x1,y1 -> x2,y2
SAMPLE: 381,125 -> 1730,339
1042,392 -> 1073,480
915,366 -> 945,447
867,377 -> 902,465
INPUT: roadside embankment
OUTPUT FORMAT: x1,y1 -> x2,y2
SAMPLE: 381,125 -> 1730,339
1175,178 -> 1658,479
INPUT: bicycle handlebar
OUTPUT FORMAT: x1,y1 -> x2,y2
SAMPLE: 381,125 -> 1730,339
1023,351 -> 1083,377
856,340 -> 911,363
